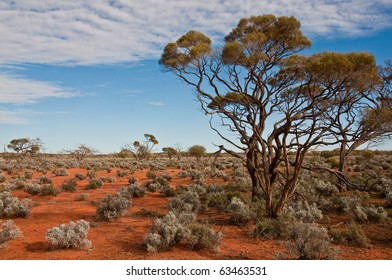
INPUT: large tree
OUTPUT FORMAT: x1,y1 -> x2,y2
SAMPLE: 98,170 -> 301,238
160,15 -> 385,218
300,53 -> 391,191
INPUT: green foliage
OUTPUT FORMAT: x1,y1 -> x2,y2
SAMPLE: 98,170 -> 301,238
129,134 -> 158,161
162,147 -> 177,159
187,145 -> 206,160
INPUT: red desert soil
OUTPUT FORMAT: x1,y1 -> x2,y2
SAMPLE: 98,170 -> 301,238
1,168 -> 391,260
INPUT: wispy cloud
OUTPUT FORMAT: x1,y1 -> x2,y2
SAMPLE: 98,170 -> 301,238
0,0 -> 391,66
148,101 -> 165,106
0,109 -> 39,124
0,72 -> 77,104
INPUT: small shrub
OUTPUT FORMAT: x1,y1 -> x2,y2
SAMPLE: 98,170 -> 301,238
40,184 -> 60,196
330,221 -> 371,248
253,218 -> 291,239
206,192 -> 229,212
227,197 -> 254,224
101,177 -> 116,183
144,233 -> 162,252
24,170 -> 34,179
0,174 -> 6,183
325,157 -> 339,168
46,220 -> 92,250
146,171 -> 157,179
85,178 -> 103,189
53,168 -> 69,176
353,205 -> 388,223
160,185 -> 175,197
75,193 -> 89,201
62,178 -> 77,192
96,194 -> 131,220
284,201 -> 323,223
117,170 -> 128,177
128,177 -> 138,184
23,183 -> 42,195
86,170 -> 97,179
168,191 -> 201,214
146,182 -> 160,193
186,223 -> 221,251
0,220 -> 22,245
144,211 -> 190,252
278,222 -> 338,260
0,192 -> 32,218
75,173 -> 86,180
332,196 -> 361,214
385,192 -> 392,208
37,175 -> 52,184
129,184 -> 146,198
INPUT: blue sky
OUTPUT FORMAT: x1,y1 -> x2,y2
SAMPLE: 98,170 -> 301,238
1,0 -> 392,153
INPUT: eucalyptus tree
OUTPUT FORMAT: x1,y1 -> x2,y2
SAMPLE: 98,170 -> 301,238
128,134 -> 158,161
160,14 -> 383,218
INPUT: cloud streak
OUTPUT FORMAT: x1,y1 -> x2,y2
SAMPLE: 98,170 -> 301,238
0,0 -> 391,66
0,109 -> 39,124
0,72 -> 78,104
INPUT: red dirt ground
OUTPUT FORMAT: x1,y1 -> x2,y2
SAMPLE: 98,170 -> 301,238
1,168 -> 391,260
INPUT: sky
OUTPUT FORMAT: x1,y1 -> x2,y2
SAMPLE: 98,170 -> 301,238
1,0 -> 392,154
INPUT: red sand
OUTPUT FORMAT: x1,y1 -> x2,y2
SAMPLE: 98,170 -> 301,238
1,168 -> 391,260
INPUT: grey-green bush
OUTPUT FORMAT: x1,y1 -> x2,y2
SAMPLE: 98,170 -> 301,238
168,191 -> 201,214
0,192 -> 32,218
46,219 -> 92,250
186,223 -> 221,251
278,222 -> 337,260
0,220 -> 22,245
227,197 -> 254,224
96,194 -> 131,220
85,178 -> 103,189
62,178 -> 77,192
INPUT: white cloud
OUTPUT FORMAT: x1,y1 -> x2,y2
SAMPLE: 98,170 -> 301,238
0,72 -> 77,104
148,101 -> 165,106
0,109 -> 36,124
0,0 -> 391,66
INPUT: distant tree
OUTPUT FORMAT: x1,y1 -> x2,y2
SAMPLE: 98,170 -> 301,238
174,143 -> 183,160
127,134 -> 158,161
115,148 -> 133,158
66,144 -> 97,162
7,138 -> 43,155
7,138 -> 44,163
162,147 -> 177,160
187,145 -> 206,161
160,14 -> 385,218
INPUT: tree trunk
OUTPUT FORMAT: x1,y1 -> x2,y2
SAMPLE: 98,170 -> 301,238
337,143 -> 347,192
